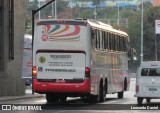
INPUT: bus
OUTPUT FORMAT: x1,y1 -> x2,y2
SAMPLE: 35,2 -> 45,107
22,34 -> 32,86
32,19 -> 133,103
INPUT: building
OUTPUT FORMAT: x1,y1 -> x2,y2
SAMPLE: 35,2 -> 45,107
0,0 -> 26,96
152,0 -> 160,7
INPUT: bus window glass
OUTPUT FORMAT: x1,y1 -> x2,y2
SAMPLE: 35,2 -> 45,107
91,28 -> 96,49
109,33 -> 112,51
126,36 -> 129,52
115,34 -> 117,51
95,29 -> 98,49
104,32 -> 108,50
117,35 -> 120,52
123,37 -> 126,52
111,33 -> 114,51
96,30 -> 100,49
102,31 -> 105,50
100,32 -> 102,49
120,36 -> 123,52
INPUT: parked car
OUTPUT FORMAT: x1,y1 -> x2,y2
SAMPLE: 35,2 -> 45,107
135,61 -> 160,105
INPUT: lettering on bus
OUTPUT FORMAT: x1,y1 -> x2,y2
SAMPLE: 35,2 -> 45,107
45,68 -> 76,72
50,55 -> 71,59
48,62 -> 73,66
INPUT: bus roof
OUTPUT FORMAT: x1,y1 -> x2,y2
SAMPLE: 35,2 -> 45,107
36,19 -> 128,37
88,20 -> 128,36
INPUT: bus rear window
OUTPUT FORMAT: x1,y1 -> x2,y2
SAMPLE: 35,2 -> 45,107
141,68 -> 160,76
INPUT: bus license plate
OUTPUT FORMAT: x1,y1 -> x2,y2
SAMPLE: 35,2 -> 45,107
148,87 -> 157,91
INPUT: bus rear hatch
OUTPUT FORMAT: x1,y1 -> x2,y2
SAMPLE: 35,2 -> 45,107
36,52 -> 85,81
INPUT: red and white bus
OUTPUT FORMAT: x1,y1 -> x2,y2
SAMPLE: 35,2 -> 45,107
32,19 -> 132,103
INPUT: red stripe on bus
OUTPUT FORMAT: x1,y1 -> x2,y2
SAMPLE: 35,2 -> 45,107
24,48 -> 32,50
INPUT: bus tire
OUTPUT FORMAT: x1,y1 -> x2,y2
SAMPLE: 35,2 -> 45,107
59,96 -> 67,103
146,98 -> 151,103
99,82 -> 106,102
137,97 -> 143,105
118,91 -> 124,99
89,82 -> 103,103
124,79 -> 127,91
46,93 -> 57,103
89,95 -> 99,103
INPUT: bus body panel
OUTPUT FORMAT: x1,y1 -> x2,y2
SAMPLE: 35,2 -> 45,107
36,52 -> 85,80
90,50 -> 129,95
33,20 -> 91,95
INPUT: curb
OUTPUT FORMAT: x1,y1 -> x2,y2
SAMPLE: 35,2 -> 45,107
0,94 -> 44,102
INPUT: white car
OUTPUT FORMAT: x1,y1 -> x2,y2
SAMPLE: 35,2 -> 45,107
135,61 -> 160,105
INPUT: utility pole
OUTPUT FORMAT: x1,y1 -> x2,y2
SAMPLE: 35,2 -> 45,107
55,0 -> 57,19
117,5 -> 120,26
38,1 -> 41,20
140,0 -> 144,63
94,6 -> 97,19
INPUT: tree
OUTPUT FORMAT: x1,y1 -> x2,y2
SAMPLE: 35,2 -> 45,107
25,0 -> 39,34
143,7 -> 160,61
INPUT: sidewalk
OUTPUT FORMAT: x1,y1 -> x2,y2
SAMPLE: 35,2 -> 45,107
0,89 -> 44,102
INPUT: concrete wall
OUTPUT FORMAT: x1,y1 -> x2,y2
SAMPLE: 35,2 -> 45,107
0,0 -> 26,96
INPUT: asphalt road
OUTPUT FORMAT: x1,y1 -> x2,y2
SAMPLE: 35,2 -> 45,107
0,77 -> 160,113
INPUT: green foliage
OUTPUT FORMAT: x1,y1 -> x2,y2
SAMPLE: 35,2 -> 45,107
78,9 -> 94,19
25,1 -> 160,62
126,12 -> 141,62
143,7 -> 160,61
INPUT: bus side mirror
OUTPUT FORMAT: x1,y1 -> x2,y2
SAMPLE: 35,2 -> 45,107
128,48 -> 137,61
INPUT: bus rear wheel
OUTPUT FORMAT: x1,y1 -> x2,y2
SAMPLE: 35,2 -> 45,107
118,92 -> 124,98
46,94 -> 67,103
146,98 -> 151,103
46,93 -> 57,103
99,82 -> 106,102
137,97 -> 143,105
89,81 -> 106,103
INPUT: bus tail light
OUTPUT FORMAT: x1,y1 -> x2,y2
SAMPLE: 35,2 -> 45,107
136,85 -> 139,92
85,67 -> 90,77
32,66 -> 37,77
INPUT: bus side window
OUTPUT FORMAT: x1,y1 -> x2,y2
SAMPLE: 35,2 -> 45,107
102,31 -> 105,50
96,30 -> 100,50
99,31 -> 103,50
117,35 -> 120,52
112,34 -> 115,51
110,33 -> 112,51
118,36 -> 120,52
114,34 -> 117,52
104,32 -> 108,50
120,36 -> 123,52
111,33 -> 114,51
126,37 -> 129,52
95,29 -> 97,49
91,28 -> 96,49
123,37 -> 126,52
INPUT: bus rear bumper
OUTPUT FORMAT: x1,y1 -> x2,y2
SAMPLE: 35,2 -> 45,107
33,79 -> 90,94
